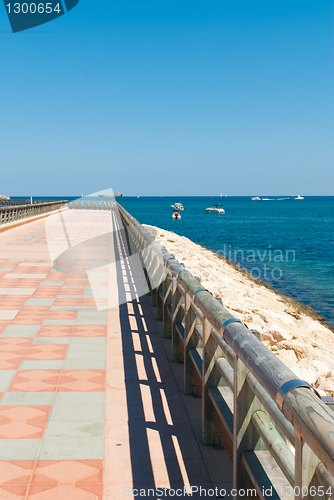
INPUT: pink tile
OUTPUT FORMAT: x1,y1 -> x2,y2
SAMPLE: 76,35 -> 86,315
72,326 -> 107,337
0,461 -> 34,499
37,326 -> 73,337
58,370 -> 105,392
0,406 -> 51,439
25,345 -> 68,361
8,370 -> 61,392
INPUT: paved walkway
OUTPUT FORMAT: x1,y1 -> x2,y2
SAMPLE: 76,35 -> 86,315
0,208 -> 232,499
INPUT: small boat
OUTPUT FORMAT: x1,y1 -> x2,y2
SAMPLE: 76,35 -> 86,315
205,204 -> 225,214
295,195 -> 304,200
171,202 -> 184,211
172,211 -> 181,219
99,192 -> 122,198
251,197 -> 261,201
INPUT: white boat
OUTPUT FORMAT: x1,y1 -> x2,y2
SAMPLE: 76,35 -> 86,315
171,202 -> 184,211
172,211 -> 181,219
205,204 -> 225,214
295,195 -> 304,200
251,197 -> 261,201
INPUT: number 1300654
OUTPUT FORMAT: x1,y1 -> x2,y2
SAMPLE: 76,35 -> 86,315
6,3 -> 61,14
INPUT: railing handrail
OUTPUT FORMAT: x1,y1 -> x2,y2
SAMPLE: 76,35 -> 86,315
117,202 -> 334,494
0,200 -> 68,211
0,200 -> 68,226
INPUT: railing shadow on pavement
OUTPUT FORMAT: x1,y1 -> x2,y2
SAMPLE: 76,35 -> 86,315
112,214 -> 230,500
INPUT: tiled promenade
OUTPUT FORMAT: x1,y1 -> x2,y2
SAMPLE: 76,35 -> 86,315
0,209 -> 232,499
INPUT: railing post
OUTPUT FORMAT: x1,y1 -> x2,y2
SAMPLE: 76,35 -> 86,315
202,316 -> 217,444
171,277 -> 182,362
233,354 -> 262,498
162,273 -> 172,338
156,281 -> 163,321
184,293 -> 198,395
150,252 -> 157,307
295,432 -> 321,500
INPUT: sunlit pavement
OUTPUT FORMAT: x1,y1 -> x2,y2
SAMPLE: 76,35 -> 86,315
0,209 -> 232,500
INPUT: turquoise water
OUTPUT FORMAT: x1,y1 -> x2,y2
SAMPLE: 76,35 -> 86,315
118,196 -> 334,327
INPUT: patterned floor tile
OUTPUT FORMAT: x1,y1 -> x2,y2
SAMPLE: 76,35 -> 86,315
81,299 -> 108,307
17,281 -> 44,288
8,370 -> 61,392
3,274 -> 47,280
58,289 -> 83,296
37,326 -> 73,337
0,460 -> 34,499
14,307 -> 50,315
45,273 -> 70,281
45,311 -> 77,320
0,289 -> 36,296
0,354 -> 24,370
0,298 -> 28,309
11,317 -> 45,325
63,281 -> 89,287
27,460 -> 103,499
24,344 -> 68,361
58,370 -> 105,392
53,299 -> 82,306
0,338 -> 32,351
72,326 -> 107,337
0,406 -> 50,439
32,288 -> 62,299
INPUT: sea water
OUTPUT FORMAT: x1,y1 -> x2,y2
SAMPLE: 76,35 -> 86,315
118,196 -> 334,327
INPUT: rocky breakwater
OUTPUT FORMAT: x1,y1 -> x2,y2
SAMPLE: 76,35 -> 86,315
144,225 -> 334,397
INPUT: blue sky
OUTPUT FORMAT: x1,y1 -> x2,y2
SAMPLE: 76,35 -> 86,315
0,1 -> 333,196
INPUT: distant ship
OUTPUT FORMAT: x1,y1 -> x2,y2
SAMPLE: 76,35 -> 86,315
99,192 -> 122,198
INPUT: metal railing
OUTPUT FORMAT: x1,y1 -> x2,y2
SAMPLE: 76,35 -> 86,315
0,200 -> 68,225
117,202 -> 334,500
0,199 -> 59,206
68,200 -> 114,210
